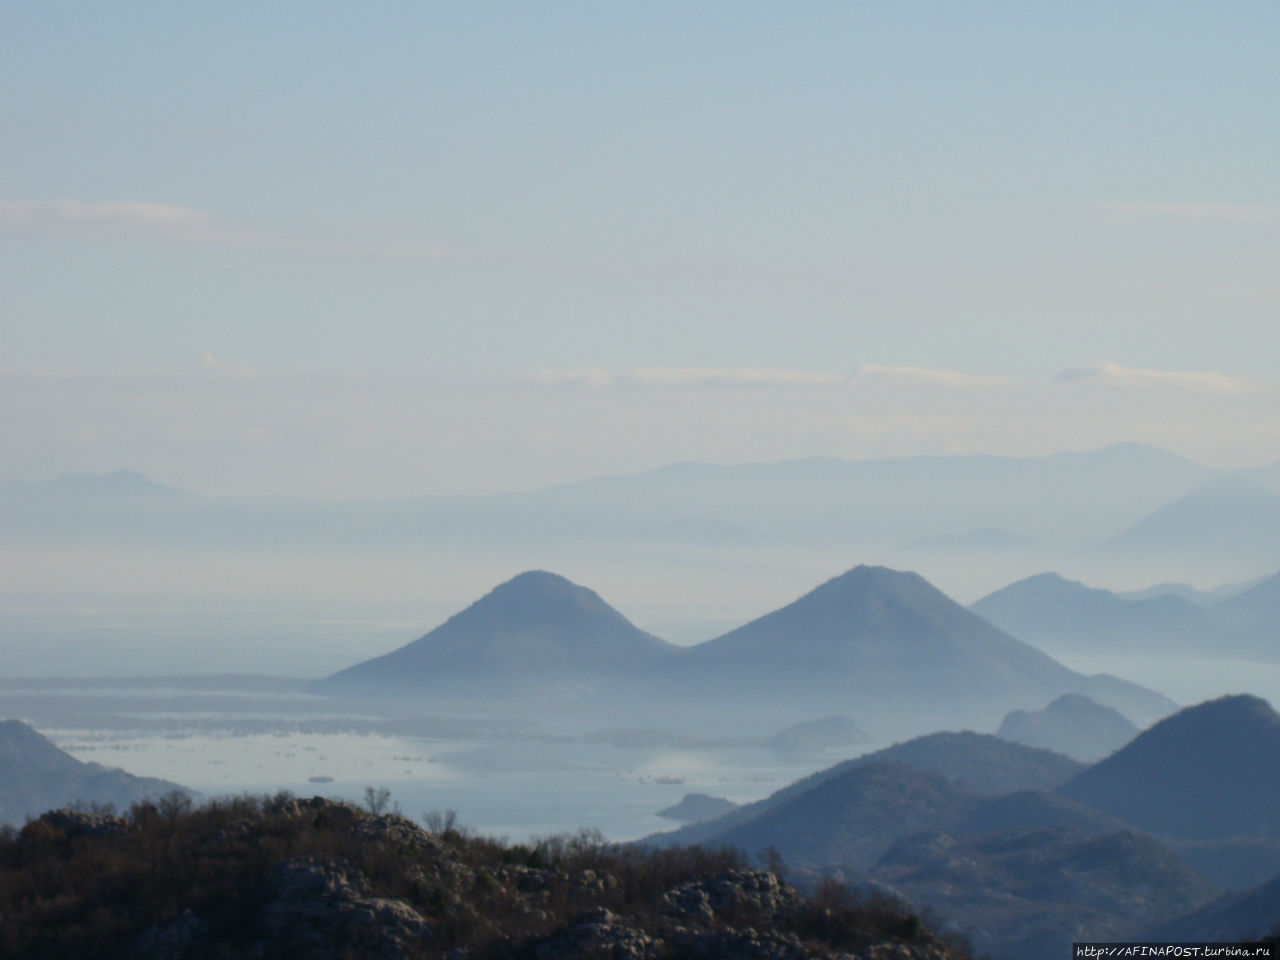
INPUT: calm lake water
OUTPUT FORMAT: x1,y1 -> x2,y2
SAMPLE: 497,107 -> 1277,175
11,645 -> 1279,842
48,724 -> 857,843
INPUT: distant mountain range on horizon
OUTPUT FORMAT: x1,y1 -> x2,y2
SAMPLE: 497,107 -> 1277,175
6,442 -> 1279,620
6,442 -> 1260,548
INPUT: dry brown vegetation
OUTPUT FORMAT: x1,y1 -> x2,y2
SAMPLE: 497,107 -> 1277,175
0,792 -> 970,960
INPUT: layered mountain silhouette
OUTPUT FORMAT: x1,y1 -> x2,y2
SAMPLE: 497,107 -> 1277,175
2,443 -> 1215,564
645,702 -> 1280,960
1102,476 -> 1280,572
314,563 -> 1172,737
1208,571 -> 1280,660
316,565 -> 1174,737
997,694 -> 1138,762
647,750 -> 1206,960
647,731 -> 1088,850
1057,694 -> 1280,839
313,571 -> 680,699
677,566 -> 1173,732
0,719 -> 190,824
706,760 -> 1129,873
973,569 -> 1280,661
1120,577 -> 1260,606
972,571 -> 1222,656
1212,569 -> 1280,625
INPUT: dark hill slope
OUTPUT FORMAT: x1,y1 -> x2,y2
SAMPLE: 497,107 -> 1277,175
1058,695 -> 1280,839
1145,872 -> 1280,942
0,719 -> 190,823
681,566 -> 1173,731
710,760 -> 1126,872
645,731 -> 1086,850
879,828 -> 1218,960
314,571 -> 680,698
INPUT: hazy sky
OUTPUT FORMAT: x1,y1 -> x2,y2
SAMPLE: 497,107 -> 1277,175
3,3 -> 1278,496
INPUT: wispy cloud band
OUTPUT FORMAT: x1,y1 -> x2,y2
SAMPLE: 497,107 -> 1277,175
1053,361 -> 1263,395
529,365 -> 1009,390
0,197 -> 451,263
0,198 -> 211,228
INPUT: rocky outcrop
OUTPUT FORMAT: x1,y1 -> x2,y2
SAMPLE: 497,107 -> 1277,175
660,868 -> 802,926
1,793 -> 970,960
33,808 -> 130,838
536,907 -> 665,960
262,857 -> 431,958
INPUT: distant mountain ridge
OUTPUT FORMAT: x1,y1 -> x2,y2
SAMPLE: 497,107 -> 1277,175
972,571 -> 1220,653
13,444 -> 1270,639
1,442 -> 1216,554
972,569 -> 1279,661
1102,476 -> 1280,573
1212,570 -> 1280,625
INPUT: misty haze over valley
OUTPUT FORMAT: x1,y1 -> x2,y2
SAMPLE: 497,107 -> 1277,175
4,446 -> 1280,956
4,4 -> 1279,958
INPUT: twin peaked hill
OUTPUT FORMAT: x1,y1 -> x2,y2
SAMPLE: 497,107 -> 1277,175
314,566 -> 1172,734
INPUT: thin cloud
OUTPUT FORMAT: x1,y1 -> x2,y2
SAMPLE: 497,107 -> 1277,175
531,367 -> 844,389
0,197 -> 452,263
853,365 -> 1010,389
0,198 -> 211,228
1053,361 -> 1263,395
1101,201 -> 1278,224
529,365 -> 1009,391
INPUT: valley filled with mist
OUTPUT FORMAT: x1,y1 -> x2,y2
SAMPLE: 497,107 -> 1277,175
4,445 -> 1280,958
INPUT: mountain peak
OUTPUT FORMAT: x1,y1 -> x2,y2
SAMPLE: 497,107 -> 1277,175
484,569 -> 596,600
801,564 -> 938,602
462,570 -> 630,625
314,571 -> 676,698
1058,694 -> 1280,839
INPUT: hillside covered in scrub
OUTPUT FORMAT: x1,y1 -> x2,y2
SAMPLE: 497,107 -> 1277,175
0,793 -> 969,960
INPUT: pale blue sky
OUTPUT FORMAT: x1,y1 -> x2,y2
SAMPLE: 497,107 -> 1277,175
2,2 -> 1278,493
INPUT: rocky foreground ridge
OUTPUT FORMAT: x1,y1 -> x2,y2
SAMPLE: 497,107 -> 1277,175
0,794 -> 968,960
